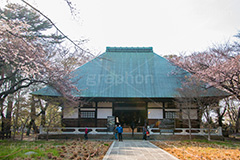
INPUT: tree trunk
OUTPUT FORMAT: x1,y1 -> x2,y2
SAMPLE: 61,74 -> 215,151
20,117 -> 29,141
218,116 -> 223,127
217,108 -> 223,127
27,96 -> 36,136
20,126 -> 24,141
207,126 -> 211,141
46,128 -> 49,141
217,106 -> 227,128
40,102 -> 48,127
1,117 -> 5,132
5,96 -> 13,138
207,117 -> 211,141
188,117 -> 192,140
32,121 -> 38,133
41,110 -> 46,127
26,120 -> 33,136
12,105 -> 19,140
236,107 -> 240,133
0,98 -> 5,132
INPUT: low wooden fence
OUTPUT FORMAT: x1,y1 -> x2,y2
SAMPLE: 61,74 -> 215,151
39,127 -> 113,135
39,126 -> 222,136
149,127 -> 222,136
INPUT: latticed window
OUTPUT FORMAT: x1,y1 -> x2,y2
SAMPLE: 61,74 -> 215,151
81,112 -> 95,118
165,111 -> 177,119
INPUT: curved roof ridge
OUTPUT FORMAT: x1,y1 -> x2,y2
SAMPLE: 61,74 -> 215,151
106,47 -> 153,53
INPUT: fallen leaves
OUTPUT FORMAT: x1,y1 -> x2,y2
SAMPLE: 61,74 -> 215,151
152,141 -> 240,160
54,140 -> 111,160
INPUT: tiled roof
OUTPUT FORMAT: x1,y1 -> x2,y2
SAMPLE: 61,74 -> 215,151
32,47 -> 227,98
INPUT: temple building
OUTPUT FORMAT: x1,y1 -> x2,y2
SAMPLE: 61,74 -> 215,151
33,47 -> 226,130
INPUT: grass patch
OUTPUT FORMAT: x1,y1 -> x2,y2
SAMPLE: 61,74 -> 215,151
0,140 -> 64,160
0,140 -> 112,160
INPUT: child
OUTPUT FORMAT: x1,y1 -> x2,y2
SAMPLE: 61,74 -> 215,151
146,130 -> 150,140
84,127 -> 88,140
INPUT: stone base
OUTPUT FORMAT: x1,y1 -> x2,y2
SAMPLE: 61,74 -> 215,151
38,133 -> 224,141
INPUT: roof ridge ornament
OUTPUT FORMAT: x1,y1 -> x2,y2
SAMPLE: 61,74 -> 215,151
106,47 -> 153,53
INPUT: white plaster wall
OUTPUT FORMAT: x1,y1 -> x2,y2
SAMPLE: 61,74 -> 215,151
182,109 -> 198,119
148,102 -> 163,107
97,109 -> 112,119
148,109 -> 163,119
98,102 -> 112,107
63,107 -> 78,119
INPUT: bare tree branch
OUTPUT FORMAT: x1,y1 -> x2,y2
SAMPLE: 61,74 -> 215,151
21,0 -> 94,57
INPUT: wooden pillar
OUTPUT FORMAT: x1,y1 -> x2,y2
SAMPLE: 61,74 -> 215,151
197,107 -> 201,128
179,104 -> 183,128
60,104 -> 64,127
78,102 -> 81,127
163,102 -> 166,119
145,102 -> 148,125
95,102 -> 98,127
112,102 -> 116,125
146,102 -> 148,119
112,102 -> 115,116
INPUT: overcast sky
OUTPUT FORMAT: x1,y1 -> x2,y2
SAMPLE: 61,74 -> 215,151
3,0 -> 240,56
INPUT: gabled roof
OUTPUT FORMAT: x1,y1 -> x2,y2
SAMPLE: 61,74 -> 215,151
32,47 -> 227,98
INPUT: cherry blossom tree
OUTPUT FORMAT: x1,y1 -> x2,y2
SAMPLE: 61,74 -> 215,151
223,97 -> 240,134
175,77 -> 222,140
0,3 -> 91,135
169,43 -> 240,132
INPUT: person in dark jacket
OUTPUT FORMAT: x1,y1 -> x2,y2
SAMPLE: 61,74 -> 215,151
116,125 -> 123,141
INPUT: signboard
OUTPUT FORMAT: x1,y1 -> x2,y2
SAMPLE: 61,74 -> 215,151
159,119 -> 175,128
107,116 -> 115,132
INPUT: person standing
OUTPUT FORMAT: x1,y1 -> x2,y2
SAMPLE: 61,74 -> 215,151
84,127 -> 88,140
146,129 -> 150,140
117,125 -> 123,141
114,125 -> 118,140
142,126 -> 147,140
131,121 -> 135,137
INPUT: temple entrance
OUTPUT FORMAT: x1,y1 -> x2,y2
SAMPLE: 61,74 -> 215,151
113,102 -> 146,132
